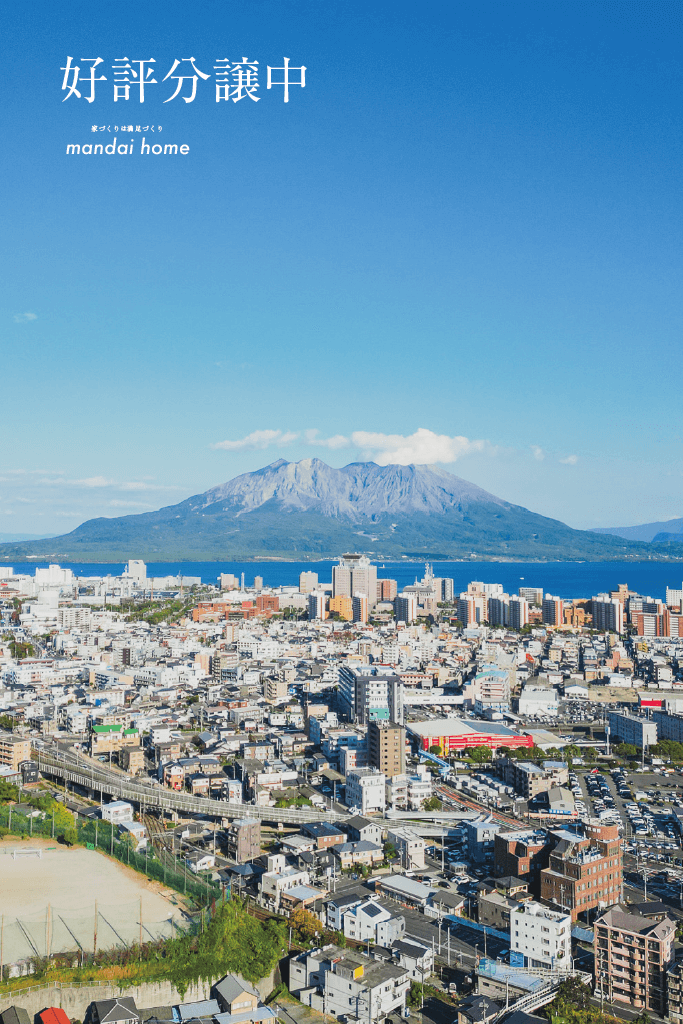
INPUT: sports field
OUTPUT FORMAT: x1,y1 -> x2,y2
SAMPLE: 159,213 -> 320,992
0,839 -> 185,965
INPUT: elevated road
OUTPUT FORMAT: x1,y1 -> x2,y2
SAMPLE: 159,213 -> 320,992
34,747 -> 487,830
34,748 -> 347,826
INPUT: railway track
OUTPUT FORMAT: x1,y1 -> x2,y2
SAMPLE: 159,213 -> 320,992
436,786 -> 520,829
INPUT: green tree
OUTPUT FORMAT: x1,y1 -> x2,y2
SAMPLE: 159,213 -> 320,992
469,745 -> 493,763
615,742 -> 638,759
429,744 -> 442,756
552,975 -> 592,1011
423,796 -> 443,812
0,780 -> 18,802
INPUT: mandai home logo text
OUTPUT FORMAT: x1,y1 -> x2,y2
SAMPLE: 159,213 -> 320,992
67,137 -> 189,155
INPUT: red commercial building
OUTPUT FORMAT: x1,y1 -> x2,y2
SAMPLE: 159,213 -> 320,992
408,719 -> 534,754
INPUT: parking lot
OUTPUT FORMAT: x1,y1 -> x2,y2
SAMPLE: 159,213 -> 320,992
571,766 -> 683,873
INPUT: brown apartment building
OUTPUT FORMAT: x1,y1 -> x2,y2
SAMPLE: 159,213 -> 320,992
595,904 -> 675,1015
224,818 -> 261,864
368,720 -> 405,780
540,819 -> 622,922
493,829 -> 554,896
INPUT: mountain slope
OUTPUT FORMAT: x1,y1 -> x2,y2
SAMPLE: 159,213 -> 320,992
0,458 -> 657,561
593,518 -> 683,543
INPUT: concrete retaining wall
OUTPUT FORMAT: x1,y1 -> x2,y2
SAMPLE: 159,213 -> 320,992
0,968 -> 277,1021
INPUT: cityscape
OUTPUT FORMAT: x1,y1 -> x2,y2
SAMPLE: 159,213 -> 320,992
5,2 -> 683,1024
2,554 -> 683,1024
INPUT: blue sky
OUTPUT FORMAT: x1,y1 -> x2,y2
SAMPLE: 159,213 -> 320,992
2,0 -> 682,535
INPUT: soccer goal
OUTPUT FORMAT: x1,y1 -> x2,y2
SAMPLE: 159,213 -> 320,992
12,848 -> 42,859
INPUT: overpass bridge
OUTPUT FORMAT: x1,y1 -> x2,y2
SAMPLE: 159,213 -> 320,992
33,748 -> 347,826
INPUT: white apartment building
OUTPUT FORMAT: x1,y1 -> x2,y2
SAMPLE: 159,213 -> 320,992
259,854 -> 310,910
510,900 -> 571,969
386,827 -> 426,870
342,898 -> 405,944
101,800 -> 134,824
385,769 -> 432,810
290,945 -> 409,1021
346,767 -> 386,814
473,664 -> 511,713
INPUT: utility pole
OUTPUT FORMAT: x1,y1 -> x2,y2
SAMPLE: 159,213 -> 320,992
139,896 -> 142,957
94,900 -> 98,957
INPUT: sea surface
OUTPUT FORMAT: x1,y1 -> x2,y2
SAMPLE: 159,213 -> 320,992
8,560 -> 683,601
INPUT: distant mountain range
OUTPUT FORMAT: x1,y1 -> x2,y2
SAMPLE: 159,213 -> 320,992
593,518 -> 683,544
0,458 -> 677,562
0,533 -> 56,543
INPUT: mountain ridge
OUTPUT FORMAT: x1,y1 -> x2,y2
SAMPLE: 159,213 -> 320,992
592,517 -> 683,543
0,459 -> 672,562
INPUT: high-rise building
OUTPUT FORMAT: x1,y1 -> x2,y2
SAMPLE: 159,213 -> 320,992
592,595 -> 624,633
519,586 -> 543,606
542,594 -> 564,626
332,553 -> 378,608
253,575 -> 264,591
308,591 -> 328,620
508,596 -> 529,629
368,720 -> 405,779
338,665 -> 403,725
457,594 -> 486,626
395,592 -> 417,624
377,578 -> 398,601
219,573 -> 239,590
299,571 -> 319,594
353,593 -> 369,623
487,596 -> 509,627
595,905 -> 675,1015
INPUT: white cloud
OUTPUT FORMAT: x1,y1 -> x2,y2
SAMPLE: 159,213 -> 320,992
13,312 -> 37,323
560,455 -> 579,465
531,445 -> 545,461
212,429 -> 299,451
304,429 -> 351,450
68,476 -> 116,488
54,511 -> 81,517
119,481 -> 181,492
0,510 -> 15,516
109,500 -> 154,509
351,428 -> 489,466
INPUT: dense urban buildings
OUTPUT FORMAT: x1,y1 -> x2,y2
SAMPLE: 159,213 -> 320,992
3,557 -> 683,1020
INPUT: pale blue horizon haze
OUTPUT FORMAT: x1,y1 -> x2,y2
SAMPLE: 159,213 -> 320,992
2,0 -> 682,536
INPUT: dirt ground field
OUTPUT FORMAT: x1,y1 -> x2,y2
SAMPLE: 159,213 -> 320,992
0,838 -> 186,964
